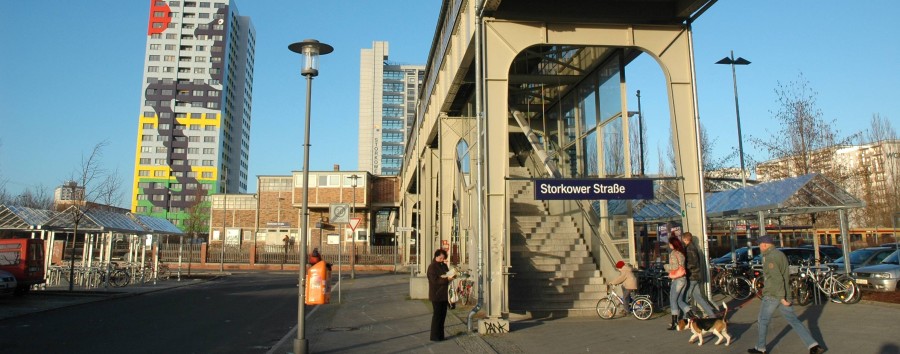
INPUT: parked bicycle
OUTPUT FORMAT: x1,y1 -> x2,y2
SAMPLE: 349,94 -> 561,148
714,263 -> 753,300
596,286 -> 653,320
636,263 -> 670,310
791,260 -> 859,305
452,269 -> 474,306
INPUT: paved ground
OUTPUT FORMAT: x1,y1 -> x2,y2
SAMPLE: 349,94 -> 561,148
4,272 -> 900,354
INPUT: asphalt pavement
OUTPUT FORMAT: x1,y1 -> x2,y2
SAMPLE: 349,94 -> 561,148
4,272 -> 900,354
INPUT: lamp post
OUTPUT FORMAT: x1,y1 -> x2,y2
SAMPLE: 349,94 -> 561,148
715,51 -> 751,187
289,38 -> 332,354
636,90 -> 645,176
349,174 -> 360,279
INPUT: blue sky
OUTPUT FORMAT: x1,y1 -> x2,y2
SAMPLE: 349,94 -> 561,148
1,1 -> 897,207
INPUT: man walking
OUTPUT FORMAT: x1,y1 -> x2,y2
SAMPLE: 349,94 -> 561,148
681,232 -> 717,318
748,235 -> 825,354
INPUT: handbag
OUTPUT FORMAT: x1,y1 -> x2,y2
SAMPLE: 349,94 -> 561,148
668,266 -> 686,279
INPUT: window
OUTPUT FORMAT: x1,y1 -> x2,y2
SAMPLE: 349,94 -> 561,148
154,170 -> 166,177
138,170 -> 150,176
202,160 -> 214,166
148,55 -> 160,61
204,125 -> 216,131
208,90 -> 220,97
185,195 -> 197,202
204,136 -> 216,143
152,195 -> 166,201
206,102 -> 218,109
142,123 -> 154,129
149,44 -> 160,50
138,182 -> 151,189
187,159 -> 197,165
188,147 -> 199,154
136,206 -> 147,213
143,111 -> 155,118
137,194 -> 149,200
194,67 -> 205,74
164,55 -> 176,62
203,148 -> 215,154
189,136 -> 200,142
193,90 -> 205,96
141,146 -> 152,153
147,66 -> 159,73
172,159 -> 184,165
154,158 -> 166,165
141,135 -> 153,141
189,124 -> 200,130
186,183 -> 198,190
139,158 -> 151,165
159,123 -> 170,129
156,135 -> 169,141
202,172 -> 213,178
171,183 -> 183,190
201,184 -> 212,190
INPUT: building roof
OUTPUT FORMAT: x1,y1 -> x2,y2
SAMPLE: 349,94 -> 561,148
0,204 -> 183,235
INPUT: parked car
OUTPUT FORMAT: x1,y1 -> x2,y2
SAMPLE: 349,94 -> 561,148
0,270 -> 17,296
798,244 -> 843,262
828,247 -> 895,274
879,243 -> 900,249
852,250 -> 900,292
712,246 -> 760,265
750,247 -> 818,274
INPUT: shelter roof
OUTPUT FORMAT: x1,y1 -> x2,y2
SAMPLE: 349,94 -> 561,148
0,205 -> 56,230
615,173 -> 864,223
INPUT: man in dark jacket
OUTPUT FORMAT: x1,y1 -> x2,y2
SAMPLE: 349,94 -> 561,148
426,249 -> 454,341
682,232 -> 717,318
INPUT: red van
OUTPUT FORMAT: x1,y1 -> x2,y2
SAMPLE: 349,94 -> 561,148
0,238 -> 46,294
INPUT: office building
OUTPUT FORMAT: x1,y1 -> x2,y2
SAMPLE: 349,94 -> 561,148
131,0 -> 255,227
358,41 -> 425,176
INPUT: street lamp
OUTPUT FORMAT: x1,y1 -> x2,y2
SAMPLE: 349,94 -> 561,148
715,51 -> 751,187
289,38 -> 332,354
636,90 -> 645,176
349,174 -> 360,279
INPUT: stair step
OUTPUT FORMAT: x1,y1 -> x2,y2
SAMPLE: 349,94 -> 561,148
511,245 -> 589,253
510,269 -> 600,279
509,256 -> 594,265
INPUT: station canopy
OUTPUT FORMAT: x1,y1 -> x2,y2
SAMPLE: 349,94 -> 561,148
610,173 -> 865,223
0,204 -> 183,235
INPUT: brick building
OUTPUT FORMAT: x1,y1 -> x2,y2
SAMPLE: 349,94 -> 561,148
208,166 -> 401,249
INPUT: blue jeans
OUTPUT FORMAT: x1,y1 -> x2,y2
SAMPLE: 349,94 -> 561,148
755,296 -> 819,351
669,277 -> 689,316
686,280 -> 717,317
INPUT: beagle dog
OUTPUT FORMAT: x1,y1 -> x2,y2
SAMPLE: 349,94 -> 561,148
675,302 -> 731,346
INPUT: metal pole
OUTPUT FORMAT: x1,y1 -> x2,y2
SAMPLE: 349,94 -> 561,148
220,167 -> 227,272
727,50 -> 747,187
178,235 -> 183,282
295,72 -> 314,354
351,180 -> 356,279
636,90 -> 645,176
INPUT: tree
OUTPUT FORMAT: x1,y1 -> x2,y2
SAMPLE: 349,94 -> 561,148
13,186 -> 54,209
664,124 -> 737,191
64,141 -> 122,291
751,73 -> 858,227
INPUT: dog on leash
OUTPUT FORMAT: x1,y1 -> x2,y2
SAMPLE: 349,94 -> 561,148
675,302 -> 731,346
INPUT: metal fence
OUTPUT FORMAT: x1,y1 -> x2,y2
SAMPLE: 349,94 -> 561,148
156,243 -> 402,265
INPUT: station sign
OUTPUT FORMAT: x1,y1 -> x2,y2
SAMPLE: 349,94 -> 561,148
533,178 -> 654,200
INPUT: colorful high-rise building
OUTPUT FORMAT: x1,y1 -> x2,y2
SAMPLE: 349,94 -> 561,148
358,41 -> 425,176
132,0 -> 255,228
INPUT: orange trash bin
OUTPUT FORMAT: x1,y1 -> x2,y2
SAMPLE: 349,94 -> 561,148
305,260 -> 331,305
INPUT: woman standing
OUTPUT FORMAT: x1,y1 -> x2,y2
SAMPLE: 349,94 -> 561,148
426,249 -> 454,341
664,236 -> 690,330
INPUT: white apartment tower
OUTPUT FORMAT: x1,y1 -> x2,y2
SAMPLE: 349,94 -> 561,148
358,41 -> 425,176
132,0 -> 255,227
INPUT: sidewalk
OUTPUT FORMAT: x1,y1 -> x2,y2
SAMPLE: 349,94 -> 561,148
272,272 -> 900,354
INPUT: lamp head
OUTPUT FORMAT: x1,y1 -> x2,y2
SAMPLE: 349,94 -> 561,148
289,39 -> 334,77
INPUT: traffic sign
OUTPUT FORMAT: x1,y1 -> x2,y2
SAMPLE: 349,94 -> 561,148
349,218 -> 361,232
396,226 -> 415,232
330,203 -> 350,224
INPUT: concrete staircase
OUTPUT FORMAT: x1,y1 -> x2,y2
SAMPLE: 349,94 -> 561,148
508,165 -> 605,317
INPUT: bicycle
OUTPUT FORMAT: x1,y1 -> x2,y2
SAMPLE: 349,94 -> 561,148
596,287 -> 654,320
453,270 -> 474,306
720,263 -> 753,300
791,260 -> 858,305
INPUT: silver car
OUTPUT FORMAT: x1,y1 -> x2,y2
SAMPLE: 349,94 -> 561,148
852,250 -> 900,292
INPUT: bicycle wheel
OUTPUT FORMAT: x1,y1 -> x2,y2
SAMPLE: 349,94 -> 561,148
792,276 -> 812,306
631,298 -> 653,320
728,276 -> 753,300
596,298 -> 619,319
111,269 -> 130,287
830,274 -> 857,304
457,287 -> 469,307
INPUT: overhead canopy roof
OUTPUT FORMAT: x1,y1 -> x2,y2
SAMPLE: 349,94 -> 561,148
608,173 -> 865,223
0,205 -> 55,230
0,204 -> 183,235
